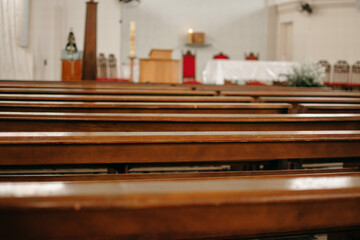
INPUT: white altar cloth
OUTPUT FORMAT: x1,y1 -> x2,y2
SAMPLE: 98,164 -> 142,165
202,60 -> 297,85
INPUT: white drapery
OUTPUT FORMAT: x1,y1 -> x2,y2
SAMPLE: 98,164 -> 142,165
0,0 -> 32,80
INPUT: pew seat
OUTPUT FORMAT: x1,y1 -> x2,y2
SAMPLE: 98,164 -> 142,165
259,97 -> 360,113
1,173 -> 360,239
1,112 -> 360,132
0,131 -> 359,170
1,168 -> 358,182
0,101 -> 292,114
0,94 -> 255,102
299,104 -> 360,113
222,90 -> 360,98
0,87 -> 216,96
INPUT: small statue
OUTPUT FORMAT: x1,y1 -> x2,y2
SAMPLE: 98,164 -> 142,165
108,54 -> 118,79
65,29 -> 78,55
97,53 -> 107,79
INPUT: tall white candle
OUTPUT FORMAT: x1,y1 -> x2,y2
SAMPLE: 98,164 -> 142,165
130,22 -> 136,57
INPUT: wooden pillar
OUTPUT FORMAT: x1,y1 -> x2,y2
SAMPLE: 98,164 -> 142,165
82,0 -> 97,81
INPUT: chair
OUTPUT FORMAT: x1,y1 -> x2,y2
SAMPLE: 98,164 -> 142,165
213,52 -> 229,60
318,60 -> 331,86
245,52 -> 259,61
332,60 -> 350,87
349,61 -> 360,88
182,51 -> 201,84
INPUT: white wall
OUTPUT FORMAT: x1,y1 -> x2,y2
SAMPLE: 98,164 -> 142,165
30,0 -> 122,81
121,0 -> 268,81
275,0 -> 360,65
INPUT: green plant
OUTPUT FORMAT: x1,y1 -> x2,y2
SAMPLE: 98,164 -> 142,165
283,62 -> 325,87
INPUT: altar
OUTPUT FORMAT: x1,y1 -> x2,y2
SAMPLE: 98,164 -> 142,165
202,60 -> 297,85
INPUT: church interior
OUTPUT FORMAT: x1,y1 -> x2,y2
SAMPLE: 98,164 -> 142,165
0,0 -> 360,239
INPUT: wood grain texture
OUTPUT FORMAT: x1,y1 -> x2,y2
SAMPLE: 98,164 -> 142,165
1,173 -> 360,239
222,91 -> 360,98
260,97 -> 360,104
0,131 -> 359,166
0,112 -> 360,132
299,104 -> 360,113
0,101 -> 292,114
1,168 -> 358,182
82,1 -> 97,81
0,94 -> 254,102
0,80 -> 331,91
0,87 -> 216,96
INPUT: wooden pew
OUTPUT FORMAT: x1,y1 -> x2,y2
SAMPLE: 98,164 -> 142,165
1,112 -> 360,132
299,104 -> 360,113
0,94 -> 254,103
0,131 -> 359,169
1,173 -> 360,239
1,168 -> 357,182
0,101 -> 292,114
222,90 -> 360,99
0,87 -> 217,96
259,96 -> 360,112
0,81 -> 191,90
0,80 -> 331,91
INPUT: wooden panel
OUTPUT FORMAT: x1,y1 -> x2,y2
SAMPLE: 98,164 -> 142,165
0,80 -> 332,91
1,173 -> 360,239
222,91 -> 360,98
61,60 -> 82,81
0,131 -> 359,166
82,1 -> 97,81
0,94 -> 254,102
299,104 -> 360,113
1,168 -> 358,182
0,102 -> 291,114
149,49 -> 172,60
259,97 -> 360,104
0,87 -> 213,96
1,112 -> 360,132
140,59 -> 179,84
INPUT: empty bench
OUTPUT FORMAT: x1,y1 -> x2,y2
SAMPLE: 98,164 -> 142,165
299,104 -> 360,113
1,112 -> 360,132
0,131 -> 359,171
0,87 -> 217,96
259,96 -> 360,113
0,172 -> 359,239
0,94 -> 254,103
0,101 -> 292,114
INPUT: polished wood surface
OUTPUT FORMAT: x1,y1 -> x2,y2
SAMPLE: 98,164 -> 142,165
0,131 -> 359,166
82,1 -> 97,80
0,87 -> 216,96
0,81 -> 190,89
1,112 -> 360,132
0,94 -> 254,102
1,173 -> 360,239
140,59 -> 179,84
222,90 -> 360,98
260,96 -> 360,104
2,168 -> 358,182
0,101 -> 292,114
299,104 -> 360,113
0,81 -> 335,92
260,96 -> 360,112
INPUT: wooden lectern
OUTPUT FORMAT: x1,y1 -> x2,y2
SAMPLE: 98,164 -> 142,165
140,49 -> 179,84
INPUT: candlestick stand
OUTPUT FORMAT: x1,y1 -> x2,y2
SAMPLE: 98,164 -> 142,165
129,56 -> 135,83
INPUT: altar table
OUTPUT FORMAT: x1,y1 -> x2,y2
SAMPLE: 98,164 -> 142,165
203,60 -> 297,85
